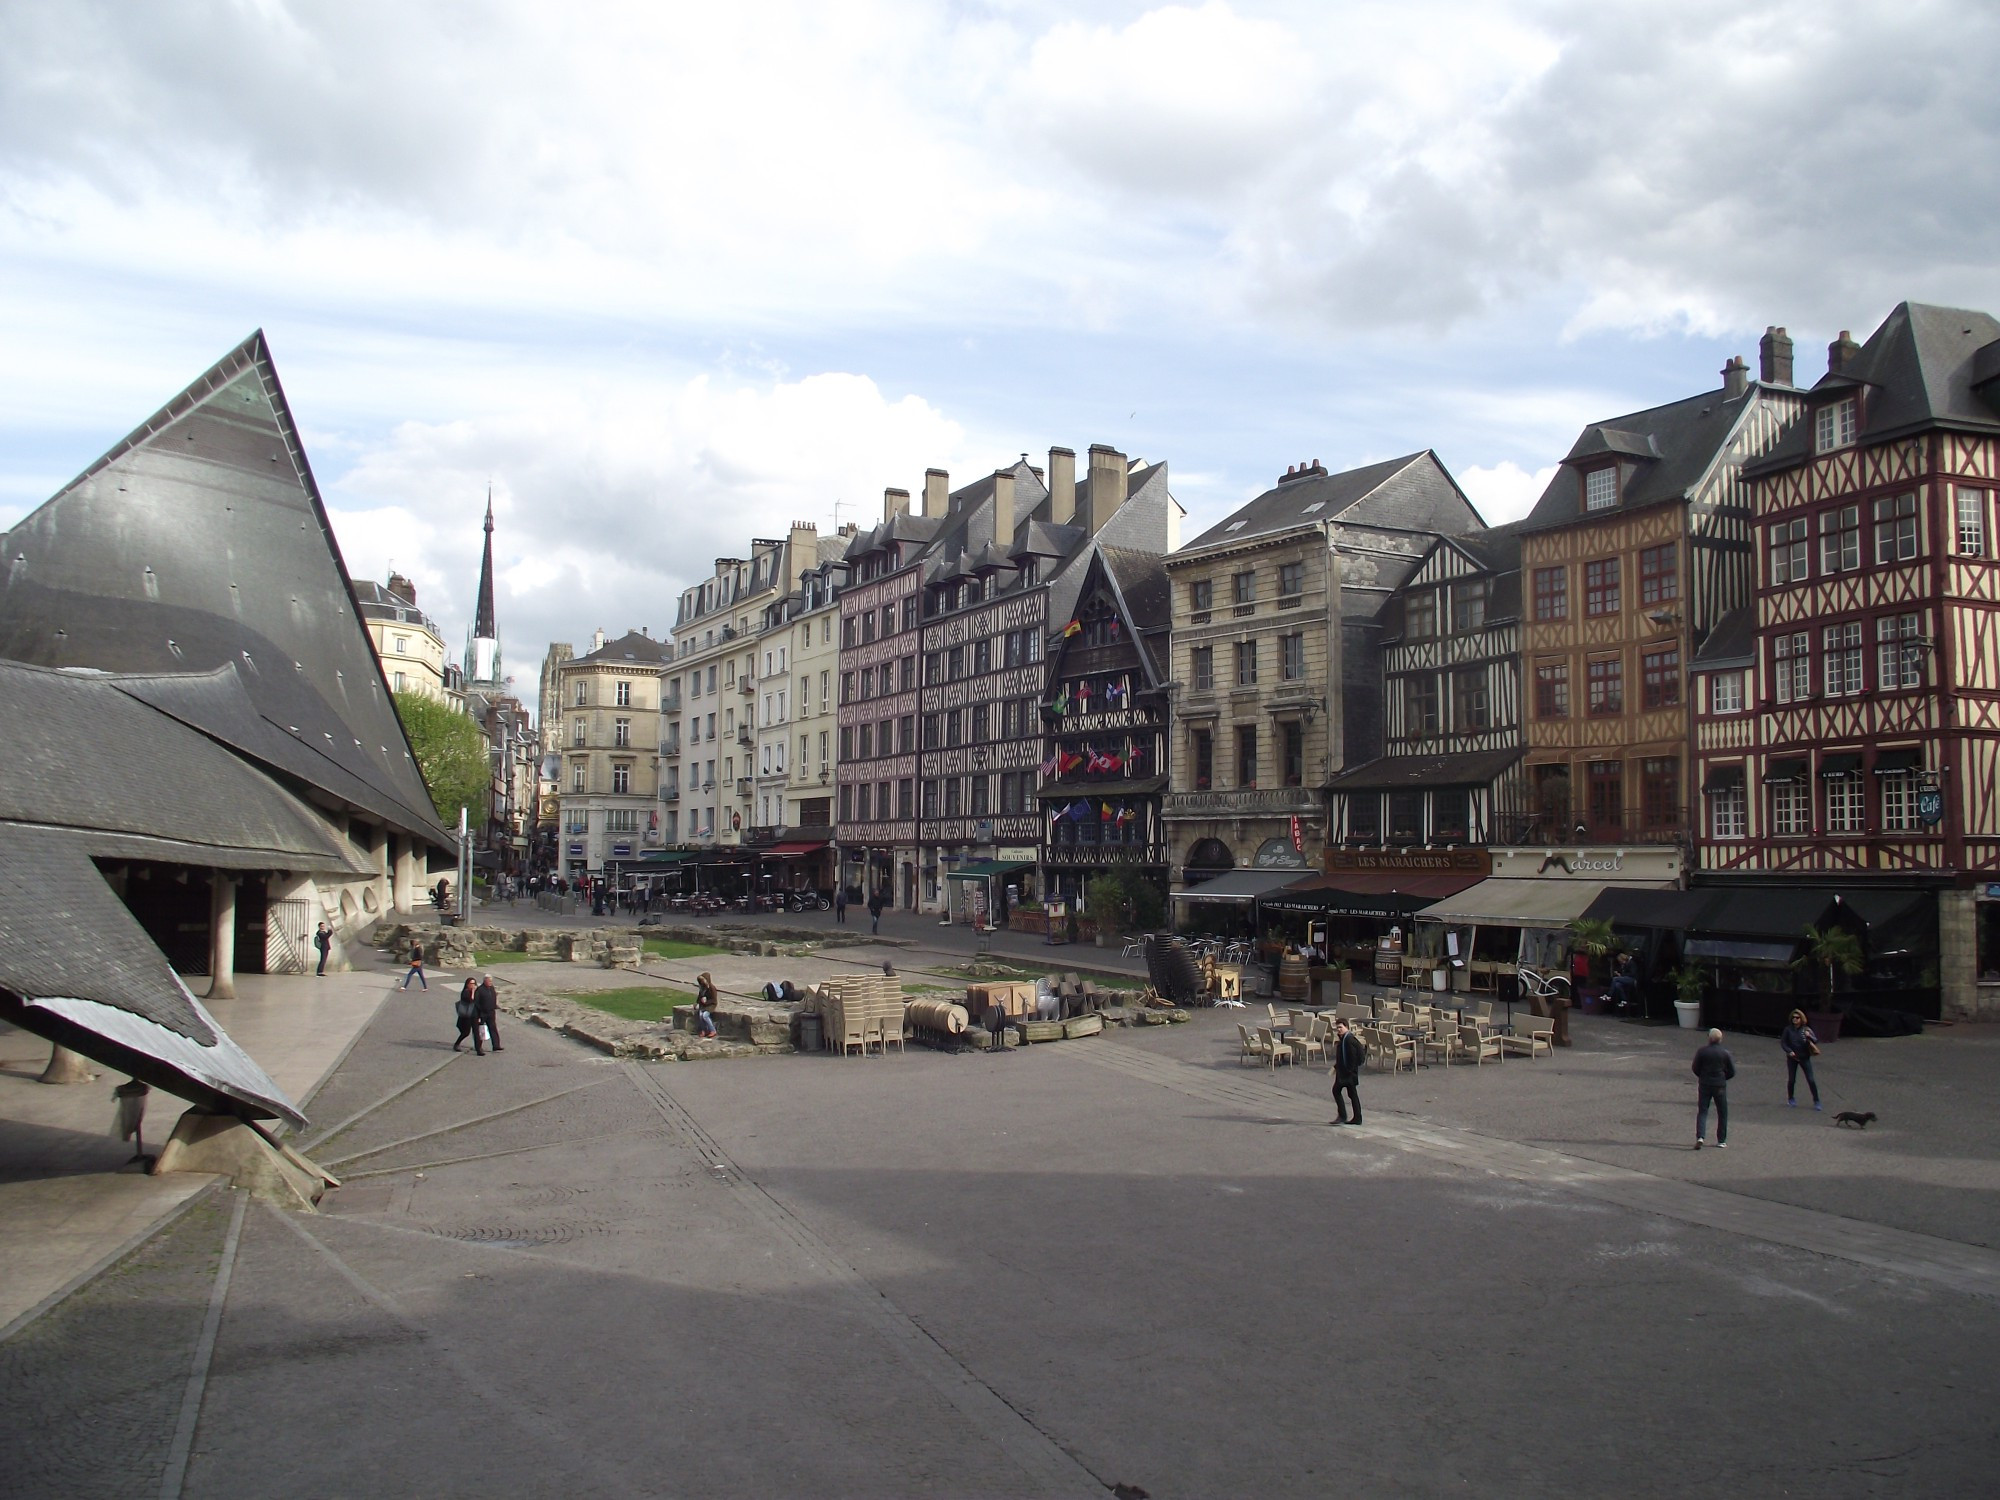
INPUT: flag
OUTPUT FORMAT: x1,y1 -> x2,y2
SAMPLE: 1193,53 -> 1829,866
1100,801 -> 1115,821
1061,619 -> 1082,638
1059,749 -> 1084,775
1039,750 -> 1061,777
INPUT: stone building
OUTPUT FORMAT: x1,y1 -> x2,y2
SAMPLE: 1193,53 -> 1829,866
356,572 -> 456,703
553,628 -> 670,878
1164,453 -> 1481,908
537,641 -> 574,753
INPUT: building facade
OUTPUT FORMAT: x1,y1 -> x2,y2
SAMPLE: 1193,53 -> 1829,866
357,573 -> 456,704
554,629 -> 670,877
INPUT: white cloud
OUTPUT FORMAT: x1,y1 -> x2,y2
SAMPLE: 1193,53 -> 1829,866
1458,461 -> 1556,526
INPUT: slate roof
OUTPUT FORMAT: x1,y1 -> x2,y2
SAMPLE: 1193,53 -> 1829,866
1693,605 -> 1758,668
1184,452 -> 1480,552
1519,383 -> 1769,532
572,630 -> 671,666
1326,747 -> 1526,791
1748,301 -> 2000,475
0,332 -> 452,845
0,660 -> 368,875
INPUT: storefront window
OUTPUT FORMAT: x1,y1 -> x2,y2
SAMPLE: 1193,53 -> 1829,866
1978,900 -> 2000,983
1389,792 -> 1423,841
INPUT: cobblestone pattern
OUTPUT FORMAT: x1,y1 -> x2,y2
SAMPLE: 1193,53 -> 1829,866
0,1194 -> 228,1499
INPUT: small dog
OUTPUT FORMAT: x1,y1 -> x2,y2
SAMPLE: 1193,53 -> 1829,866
1833,1110 -> 1877,1129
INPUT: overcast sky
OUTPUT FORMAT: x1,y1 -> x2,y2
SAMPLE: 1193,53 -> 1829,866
5,0 -> 1997,700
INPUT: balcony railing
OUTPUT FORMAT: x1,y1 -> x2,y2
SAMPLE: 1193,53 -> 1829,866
736,728 -> 753,745
662,691 -> 681,713
1044,843 -> 1167,867
660,787 -> 680,802
1494,808 -> 1689,847
1166,787 -> 1319,818
736,777 -> 752,797
660,741 -> 681,758
739,678 -> 754,695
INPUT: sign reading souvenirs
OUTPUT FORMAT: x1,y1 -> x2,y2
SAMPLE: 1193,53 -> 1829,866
1327,848 -> 1491,875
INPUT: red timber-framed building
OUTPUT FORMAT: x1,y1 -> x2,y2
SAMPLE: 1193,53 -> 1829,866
1692,304 -> 2000,1021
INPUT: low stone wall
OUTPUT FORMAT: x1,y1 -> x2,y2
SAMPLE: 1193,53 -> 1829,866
372,922 -> 643,971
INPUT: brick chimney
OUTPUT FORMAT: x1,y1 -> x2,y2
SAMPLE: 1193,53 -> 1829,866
1083,444 -> 1127,536
922,468 -> 949,519
1048,446 -> 1076,525
387,571 -> 415,606
991,468 -> 1014,549
1827,329 -> 1861,376
1721,355 -> 1749,398
787,521 -> 818,591
883,487 -> 910,523
1759,326 -> 1794,386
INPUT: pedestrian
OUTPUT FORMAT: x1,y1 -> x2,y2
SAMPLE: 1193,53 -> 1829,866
401,940 -> 428,990
1329,1018 -> 1365,1127
473,973 -> 502,1053
834,886 -> 848,924
1692,1026 -> 1735,1149
453,977 -> 479,1051
868,887 -> 884,935
313,920 -> 333,977
1780,1008 -> 1822,1110
694,972 -> 719,1038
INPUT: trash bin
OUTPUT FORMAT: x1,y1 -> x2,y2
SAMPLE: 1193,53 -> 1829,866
1675,1000 -> 1702,1030
798,1013 -> 823,1053
1430,967 -> 1449,993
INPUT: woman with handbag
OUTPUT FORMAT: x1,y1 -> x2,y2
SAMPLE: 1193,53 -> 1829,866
453,977 -> 480,1052
1780,1008 -> 1822,1110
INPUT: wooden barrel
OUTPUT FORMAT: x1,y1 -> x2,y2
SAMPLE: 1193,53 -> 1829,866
905,999 -> 969,1034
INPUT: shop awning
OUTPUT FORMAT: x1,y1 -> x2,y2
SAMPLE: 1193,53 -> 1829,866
638,849 -> 696,865
1415,877 -> 1670,929
761,841 -> 828,858
1873,748 -> 1923,773
1688,885 -> 1842,940
944,859 -> 1032,882
1261,869 -> 1485,918
1765,758 -> 1808,784
1582,888 -> 1717,929
1170,868 -> 1304,904
1701,765 -> 1745,793
1685,937 -> 1798,964
1820,753 -> 1864,778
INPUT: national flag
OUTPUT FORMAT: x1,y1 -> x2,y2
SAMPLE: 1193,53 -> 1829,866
1100,801 -> 1115,821
1061,619 -> 1083,638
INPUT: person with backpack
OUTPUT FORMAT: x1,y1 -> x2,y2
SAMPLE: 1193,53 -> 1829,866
401,941 -> 427,990
313,921 -> 333,977
1329,1019 -> 1366,1127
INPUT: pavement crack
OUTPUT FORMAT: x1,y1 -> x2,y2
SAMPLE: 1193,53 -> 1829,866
318,1078 -> 611,1169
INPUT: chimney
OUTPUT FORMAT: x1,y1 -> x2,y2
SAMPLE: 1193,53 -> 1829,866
1083,445 -> 1127,536
387,570 -> 415,605
923,468 -> 949,519
1828,329 -> 1861,376
1759,325 -> 1794,386
1721,355 -> 1749,398
991,468 -> 1014,549
592,627 -> 606,652
787,521 -> 818,591
1048,446 -> 1076,524
883,488 -> 910,523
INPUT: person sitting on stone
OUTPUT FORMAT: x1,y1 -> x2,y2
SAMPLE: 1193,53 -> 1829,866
694,973 -> 720,1038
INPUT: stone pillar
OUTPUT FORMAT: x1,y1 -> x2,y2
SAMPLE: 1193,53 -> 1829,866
207,873 -> 238,1000
1938,887 -> 1978,1022
369,823 -> 391,919
38,1045 -> 94,1085
395,837 -> 421,914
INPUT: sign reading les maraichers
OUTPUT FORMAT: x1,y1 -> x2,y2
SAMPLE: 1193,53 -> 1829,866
1326,849 -> 1491,876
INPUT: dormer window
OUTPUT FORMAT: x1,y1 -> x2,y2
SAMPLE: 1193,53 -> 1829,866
1815,396 -> 1857,453
1584,466 -> 1618,512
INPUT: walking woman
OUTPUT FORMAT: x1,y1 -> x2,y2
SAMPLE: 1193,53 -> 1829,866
1781,1008 -> 1822,1110
453,977 -> 479,1052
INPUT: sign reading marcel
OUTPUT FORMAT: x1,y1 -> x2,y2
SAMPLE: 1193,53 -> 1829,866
1490,845 -> 1683,882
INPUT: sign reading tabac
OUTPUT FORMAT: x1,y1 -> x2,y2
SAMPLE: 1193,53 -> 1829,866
1327,849 -> 1490,875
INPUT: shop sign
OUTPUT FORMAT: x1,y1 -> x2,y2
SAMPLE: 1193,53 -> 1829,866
1328,848 -> 1491,875
1919,787 -> 1945,825
567,842 -> 584,856
998,846 -> 1039,862
975,818 -> 994,842
1252,836 -> 1310,869
611,842 -> 633,857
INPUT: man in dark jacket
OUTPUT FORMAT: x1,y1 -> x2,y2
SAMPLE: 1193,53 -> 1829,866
473,974 -> 502,1054
1329,1019 -> 1366,1127
1692,1027 -> 1735,1148
868,888 -> 885,935
313,921 -> 333,977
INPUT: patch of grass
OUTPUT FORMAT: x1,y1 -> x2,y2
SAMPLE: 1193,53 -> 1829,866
641,937 -> 728,961
472,950 -> 548,965
559,987 -> 694,1023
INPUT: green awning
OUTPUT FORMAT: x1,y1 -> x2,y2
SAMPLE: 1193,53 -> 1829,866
944,859 -> 1033,881
638,849 -> 697,865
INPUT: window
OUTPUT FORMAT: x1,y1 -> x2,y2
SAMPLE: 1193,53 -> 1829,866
1278,562 -> 1304,604
1189,579 -> 1213,618
837,783 -> 852,822
973,639 -> 991,675
1820,505 -> 1861,573
1774,632 -> 1811,704
840,671 -> 853,704
1408,675 -> 1440,736
1587,656 -> 1623,716
1711,670 -> 1744,714
881,605 -> 895,639
820,670 -> 830,708
1641,648 -> 1680,710
970,775 -> 989,816
899,715 -> 914,753
1348,795 -> 1380,843
921,781 -> 938,818
571,760 -> 585,793
1584,466 -> 1618,511
1281,721 -> 1304,786
799,733 -> 808,768
944,710 -> 962,748
857,723 -> 872,758
819,729 -> 829,765
1434,789 -> 1469,841
856,783 -> 871,820
1452,667 -> 1489,732
902,598 -> 917,632
615,680 -> 632,707
1823,622 -> 1864,697
1236,725 -> 1257,788
1771,777 -> 1811,836
1587,761 -> 1623,830
943,778 -> 962,816
1770,519 -> 1810,585
947,646 -> 964,680
922,714 -> 939,749
971,704 -> 989,743
1825,769 -> 1864,833
861,612 -> 875,644
392,670 -> 407,691
1232,571 -> 1256,609
1880,769 -> 1918,831
1877,613 -> 1924,689
1389,792 -> 1423,841
1638,545 -> 1678,605
1533,566 -> 1568,622
1027,630 -> 1042,663
1534,661 -> 1570,719
1640,758 -> 1678,829
1874,493 -> 1918,564
901,656 -> 916,691
857,669 -> 872,703
574,681 -> 588,706
572,717 -> 586,747
1191,728 -> 1213,790
839,725 -> 853,760
1405,591 -> 1437,639
614,717 -> 631,747
1235,640 -> 1258,687
1958,485 -> 1990,557
612,764 -> 631,795
1192,645 -> 1214,691
1815,396 -> 1857,453
1280,633 -> 1305,681
1451,580 -> 1488,633
1584,559 -> 1620,616
1709,781 -> 1746,840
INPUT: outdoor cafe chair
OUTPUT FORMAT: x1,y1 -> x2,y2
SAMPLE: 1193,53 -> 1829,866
1458,1024 -> 1501,1065
1290,1016 -> 1328,1067
1236,1023 -> 1262,1067
1366,1026 -> 1415,1074
1256,1027 -> 1293,1070
1498,1020 -> 1553,1059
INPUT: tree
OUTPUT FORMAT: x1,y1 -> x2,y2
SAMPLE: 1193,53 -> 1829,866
1565,917 -> 1620,984
1797,923 -> 1864,1000
394,691 -> 489,828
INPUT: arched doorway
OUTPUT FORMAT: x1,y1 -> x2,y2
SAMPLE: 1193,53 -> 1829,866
1183,838 -> 1233,886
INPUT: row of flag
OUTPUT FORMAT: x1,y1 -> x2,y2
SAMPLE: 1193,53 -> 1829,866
1045,675 -> 1132,717
1038,742 -> 1150,778
1051,800 -> 1141,825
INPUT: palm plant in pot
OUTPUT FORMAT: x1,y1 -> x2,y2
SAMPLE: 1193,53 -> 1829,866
1565,917 -> 1620,1008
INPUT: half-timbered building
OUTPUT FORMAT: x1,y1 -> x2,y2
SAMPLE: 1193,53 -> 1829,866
1037,543 -> 1172,912
1694,303 -> 2000,1020
1517,351 -> 1805,844
1329,525 -> 1526,848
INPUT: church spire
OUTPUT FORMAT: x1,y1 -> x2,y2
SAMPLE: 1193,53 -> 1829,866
474,485 -> 497,640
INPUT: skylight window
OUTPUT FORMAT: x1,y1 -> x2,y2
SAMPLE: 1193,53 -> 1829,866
1301,501 -> 1325,514
1225,520 -> 1247,533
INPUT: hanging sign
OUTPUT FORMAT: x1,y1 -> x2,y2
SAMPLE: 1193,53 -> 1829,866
1918,787 -> 1945,825
1290,815 -> 1303,852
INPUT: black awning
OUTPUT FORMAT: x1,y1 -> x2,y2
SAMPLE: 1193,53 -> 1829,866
1820,753 -> 1864,777
1701,765 -> 1745,793
1765,758 -> 1808,784
1583,888 -> 1716,929
1689,885 -> 1841,939
1874,748 -> 1923,773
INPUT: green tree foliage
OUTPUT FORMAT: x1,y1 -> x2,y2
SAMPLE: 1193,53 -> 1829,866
1084,871 -> 1167,935
393,691 -> 489,827
1797,922 -> 1864,998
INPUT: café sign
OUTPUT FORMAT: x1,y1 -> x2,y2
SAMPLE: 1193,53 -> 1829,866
1327,848 -> 1490,875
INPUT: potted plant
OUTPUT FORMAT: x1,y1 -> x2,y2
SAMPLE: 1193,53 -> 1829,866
1795,922 -> 1863,1040
1669,965 -> 1706,1030
1565,917 -> 1619,1011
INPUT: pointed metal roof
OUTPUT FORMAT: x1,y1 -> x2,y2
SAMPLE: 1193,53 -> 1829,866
473,485 -> 498,640
0,331 -> 451,844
